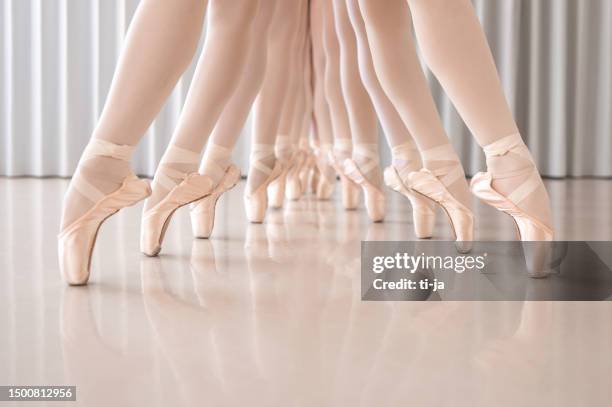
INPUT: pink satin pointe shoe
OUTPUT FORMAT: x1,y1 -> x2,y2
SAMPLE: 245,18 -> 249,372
329,150 -> 360,210
384,166 -> 436,239
58,140 -> 151,285
302,150 -> 317,195
245,144 -> 283,223
343,144 -> 386,223
267,165 -> 288,209
286,150 -> 307,201
141,169 -> 215,257
384,142 -> 436,239
313,147 -> 336,201
470,134 -> 554,242
189,164 -> 241,239
407,144 -> 474,253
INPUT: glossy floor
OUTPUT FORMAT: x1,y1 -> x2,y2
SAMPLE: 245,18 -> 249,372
1,178 -> 611,407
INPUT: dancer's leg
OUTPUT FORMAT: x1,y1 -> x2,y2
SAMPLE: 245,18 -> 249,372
344,0 -> 421,175
60,0 -> 208,230
331,0 -> 381,187
189,0 -> 277,238
199,0 -> 277,178
270,2 -> 310,205
346,0 -> 436,236
276,0 -> 309,165
321,0 -> 353,164
407,0 -> 552,230
146,0 -> 259,211
357,0 -> 471,209
310,0 -> 337,186
247,0 -> 303,199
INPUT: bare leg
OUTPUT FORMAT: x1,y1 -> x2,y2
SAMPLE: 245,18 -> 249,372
145,0 -> 260,212
407,0 -> 552,232
60,0 -> 208,230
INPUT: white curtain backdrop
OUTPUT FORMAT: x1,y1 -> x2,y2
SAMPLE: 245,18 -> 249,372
1,0 -> 611,178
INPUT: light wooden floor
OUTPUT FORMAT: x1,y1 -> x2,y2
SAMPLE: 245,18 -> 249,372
0,178 -> 611,406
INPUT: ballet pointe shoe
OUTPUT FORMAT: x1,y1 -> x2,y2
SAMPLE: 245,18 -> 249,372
286,150 -> 306,201
141,172 -> 215,257
58,140 -> 151,285
267,166 -> 288,209
189,165 -> 241,239
329,152 -> 360,210
343,159 -> 385,223
245,161 -> 283,223
340,177 -> 360,210
408,170 -> 474,253
384,166 -> 436,239
470,134 -> 554,242
316,173 -> 335,200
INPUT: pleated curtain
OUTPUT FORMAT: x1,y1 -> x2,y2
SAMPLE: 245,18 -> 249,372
1,0 -> 611,178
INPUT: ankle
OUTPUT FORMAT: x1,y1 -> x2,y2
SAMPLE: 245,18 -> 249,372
275,135 -> 295,164
333,138 -> 353,162
483,134 -> 536,177
200,143 -> 232,186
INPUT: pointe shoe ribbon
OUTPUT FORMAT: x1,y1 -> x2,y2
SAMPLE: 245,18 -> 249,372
58,140 -> 151,285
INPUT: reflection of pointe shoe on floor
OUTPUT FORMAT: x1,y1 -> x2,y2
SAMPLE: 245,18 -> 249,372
189,165 -> 241,239
384,165 -> 436,239
245,145 -> 283,223
470,134 -> 554,242
58,140 -> 151,285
